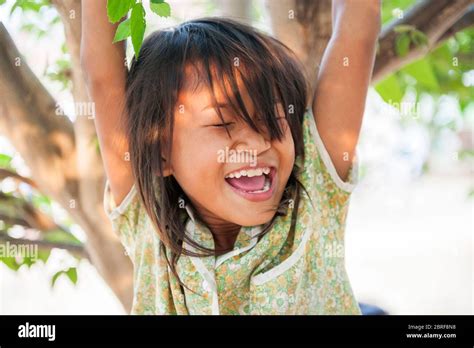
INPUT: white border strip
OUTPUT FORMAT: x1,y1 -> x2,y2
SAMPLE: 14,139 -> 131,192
307,108 -> 360,193
214,226 -> 261,269
183,214 -> 220,315
103,180 -> 137,220
250,222 -> 313,286
188,254 -> 220,315
215,238 -> 258,269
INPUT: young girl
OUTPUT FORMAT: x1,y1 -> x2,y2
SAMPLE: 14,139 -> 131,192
81,0 -> 380,315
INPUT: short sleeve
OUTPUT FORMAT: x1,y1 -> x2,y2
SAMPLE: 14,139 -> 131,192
299,108 -> 360,198
103,180 -> 144,257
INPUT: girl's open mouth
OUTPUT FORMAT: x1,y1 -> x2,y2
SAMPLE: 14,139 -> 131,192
224,166 -> 276,202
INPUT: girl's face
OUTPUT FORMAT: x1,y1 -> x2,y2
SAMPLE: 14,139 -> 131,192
167,70 -> 295,233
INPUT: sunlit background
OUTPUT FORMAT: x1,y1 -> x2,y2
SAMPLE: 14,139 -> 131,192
0,0 -> 472,314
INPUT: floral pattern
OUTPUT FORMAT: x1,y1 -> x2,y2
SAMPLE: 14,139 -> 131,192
104,108 -> 361,315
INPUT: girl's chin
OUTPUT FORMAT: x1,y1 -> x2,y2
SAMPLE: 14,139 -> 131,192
230,210 -> 276,227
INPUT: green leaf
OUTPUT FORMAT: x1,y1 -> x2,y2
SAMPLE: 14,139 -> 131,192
113,17 -> 131,43
410,29 -> 428,47
381,0 -> 417,24
130,2 -> 146,57
51,270 -> 64,287
0,153 -> 13,168
468,187 -> 474,199
395,32 -> 411,57
393,24 -> 415,33
9,0 -> 50,15
0,257 -> 21,271
10,0 -> 20,15
66,267 -> 78,284
37,250 -> 51,264
31,194 -> 52,209
375,74 -> 404,104
51,267 -> 78,287
22,255 -> 34,268
107,0 -> 133,23
150,0 -> 171,17
402,58 -> 439,91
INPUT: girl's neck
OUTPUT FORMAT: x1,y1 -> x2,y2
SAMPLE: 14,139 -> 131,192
190,202 -> 241,253
210,224 -> 241,254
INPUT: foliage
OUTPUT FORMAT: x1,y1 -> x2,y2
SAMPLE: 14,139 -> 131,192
376,28 -> 473,109
51,267 -> 78,287
107,0 -> 171,57
375,0 -> 474,195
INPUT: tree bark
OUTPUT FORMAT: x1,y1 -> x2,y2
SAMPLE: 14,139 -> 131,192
265,0 -> 472,87
0,10 -> 133,311
216,0 -> 252,24
265,0 -> 333,98
372,0 -> 473,83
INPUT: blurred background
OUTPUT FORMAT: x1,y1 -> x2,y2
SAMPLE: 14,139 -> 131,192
0,0 -> 472,314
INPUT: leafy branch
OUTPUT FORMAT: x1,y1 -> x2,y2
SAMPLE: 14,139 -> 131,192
394,24 -> 429,57
107,0 -> 171,57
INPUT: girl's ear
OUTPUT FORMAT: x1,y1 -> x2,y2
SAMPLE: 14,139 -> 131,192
158,156 -> 173,177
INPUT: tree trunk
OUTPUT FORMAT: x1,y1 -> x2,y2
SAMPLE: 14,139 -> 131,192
265,0 -> 332,99
0,6 -> 133,311
216,0 -> 252,24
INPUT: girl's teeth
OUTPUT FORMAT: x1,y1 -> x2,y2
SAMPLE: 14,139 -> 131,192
225,167 -> 271,179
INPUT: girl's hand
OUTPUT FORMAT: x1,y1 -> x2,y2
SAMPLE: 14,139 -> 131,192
81,0 -> 134,206
312,0 -> 381,183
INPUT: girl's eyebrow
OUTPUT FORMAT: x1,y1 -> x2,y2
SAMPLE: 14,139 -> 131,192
200,102 -> 229,112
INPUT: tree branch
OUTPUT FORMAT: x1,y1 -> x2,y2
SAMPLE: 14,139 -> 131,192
0,191 -> 68,233
0,18 -> 133,311
373,0 -> 472,83
0,234 -> 88,259
0,22 -> 79,208
0,214 -> 30,227
0,168 -> 38,188
435,6 -> 474,45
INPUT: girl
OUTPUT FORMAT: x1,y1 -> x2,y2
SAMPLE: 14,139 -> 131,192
81,0 -> 380,315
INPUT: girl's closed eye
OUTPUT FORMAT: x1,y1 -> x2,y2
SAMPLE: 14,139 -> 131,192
210,122 -> 235,128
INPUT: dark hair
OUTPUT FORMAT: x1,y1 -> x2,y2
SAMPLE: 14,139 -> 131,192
125,17 -> 310,288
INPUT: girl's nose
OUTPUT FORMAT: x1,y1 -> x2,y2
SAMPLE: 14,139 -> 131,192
234,127 -> 271,155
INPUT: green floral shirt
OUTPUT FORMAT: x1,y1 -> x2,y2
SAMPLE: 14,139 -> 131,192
104,108 -> 361,315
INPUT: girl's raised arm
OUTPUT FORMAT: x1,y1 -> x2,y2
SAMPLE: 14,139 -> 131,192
81,0 -> 134,206
312,0 -> 381,182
